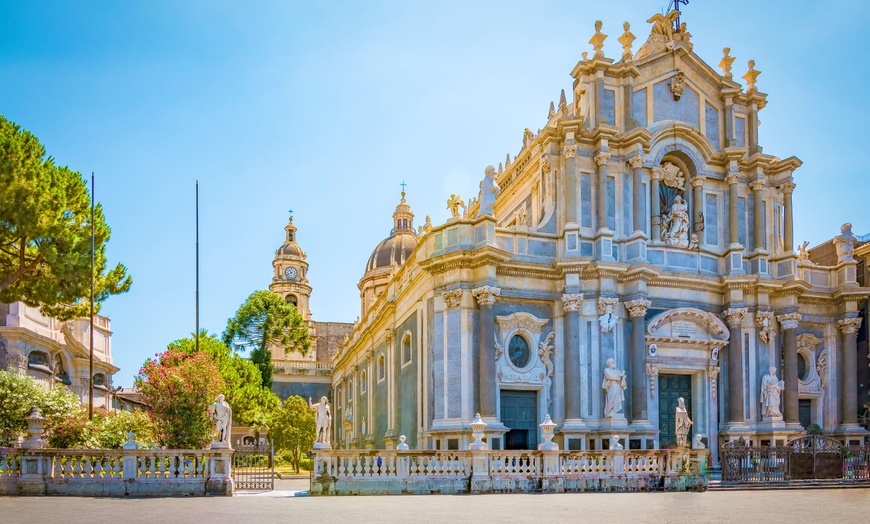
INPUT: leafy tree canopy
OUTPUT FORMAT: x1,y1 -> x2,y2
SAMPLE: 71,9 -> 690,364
0,115 -> 131,319
223,290 -> 311,389
270,395 -> 315,473
169,331 -> 280,427
0,369 -> 82,444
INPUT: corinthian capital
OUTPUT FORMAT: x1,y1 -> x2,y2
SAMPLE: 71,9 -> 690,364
776,312 -> 801,330
561,293 -> 584,312
781,181 -> 796,194
625,298 -> 651,318
749,178 -> 766,192
837,317 -> 862,334
562,144 -> 578,159
593,151 -> 611,166
725,172 -> 741,185
691,175 -> 706,188
628,155 -> 645,170
722,307 -> 748,327
472,285 -> 501,306
442,289 -> 462,309
650,166 -> 664,181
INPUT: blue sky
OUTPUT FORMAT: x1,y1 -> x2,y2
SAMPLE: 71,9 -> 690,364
1,1 -> 868,386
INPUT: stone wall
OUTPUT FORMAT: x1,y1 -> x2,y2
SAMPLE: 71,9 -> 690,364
314,322 -> 354,362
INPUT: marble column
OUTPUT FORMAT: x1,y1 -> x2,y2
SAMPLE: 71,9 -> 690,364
564,145 -> 578,224
561,293 -> 584,421
594,151 -> 611,232
777,313 -> 800,425
650,167 -> 662,240
626,298 -> 651,422
629,155 -> 646,234
750,178 -> 766,251
473,285 -> 501,418
837,317 -> 863,426
782,180 -> 795,252
726,172 -> 740,245
692,175 -> 706,235
723,308 -> 747,424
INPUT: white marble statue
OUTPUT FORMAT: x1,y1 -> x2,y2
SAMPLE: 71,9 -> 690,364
476,165 -> 501,218
601,358 -> 627,418
209,394 -> 233,447
833,223 -> 856,262
598,300 -> 619,333
675,397 -> 692,447
692,434 -> 706,450
608,435 -> 623,450
760,367 -> 785,419
309,396 -> 332,446
663,195 -> 690,248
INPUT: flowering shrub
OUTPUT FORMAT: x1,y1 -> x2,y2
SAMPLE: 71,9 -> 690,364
137,349 -> 225,449
0,370 -> 82,445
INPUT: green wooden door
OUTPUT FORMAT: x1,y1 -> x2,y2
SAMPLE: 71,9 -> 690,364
500,390 -> 538,450
658,374 -> 692,448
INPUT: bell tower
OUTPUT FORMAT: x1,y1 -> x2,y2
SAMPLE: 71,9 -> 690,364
269,214 -> 312,321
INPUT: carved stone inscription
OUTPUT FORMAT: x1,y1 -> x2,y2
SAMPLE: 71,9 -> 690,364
671,320 -> 699,338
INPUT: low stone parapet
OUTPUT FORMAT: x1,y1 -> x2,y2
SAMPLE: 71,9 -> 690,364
0,447 -> 233,497
310,448 -> 708,495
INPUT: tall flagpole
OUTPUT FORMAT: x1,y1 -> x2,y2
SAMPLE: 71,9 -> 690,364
196,181 -> 200,353
88,172 -> 95,420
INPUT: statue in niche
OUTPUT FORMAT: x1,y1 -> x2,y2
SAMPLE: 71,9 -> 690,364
760,367 -> 785,419
447,194 -> 466,218
675,397 -> 692,447
309,396 -> 332,446
662,195 -> 690,248
608,435 -> 623,450
601,358 -> 627,418
476,165 -> 501,218
209,394 -> 233,447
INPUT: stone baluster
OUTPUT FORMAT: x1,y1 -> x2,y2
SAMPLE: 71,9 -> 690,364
473,286 -> 501,418
561,293 -> 584,422
629,155 -> 646,234
776,313 -> 801,425
594,151 -> 611,232
564,144 -> 578,224
650,166 -> 662,240
691,175 -> 706,235
723,308 -> 747,423
837,317 -> 863,427
781,180 -> 795,252
626,298 -> 651,423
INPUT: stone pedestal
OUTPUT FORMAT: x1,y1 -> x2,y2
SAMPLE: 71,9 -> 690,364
313,441 -> 332,450
207,450 -> 234,496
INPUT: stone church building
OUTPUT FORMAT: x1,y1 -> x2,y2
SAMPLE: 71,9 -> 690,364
323,15 -> 868,466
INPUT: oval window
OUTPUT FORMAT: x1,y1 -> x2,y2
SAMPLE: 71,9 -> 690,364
797,353 -> 809,381
508,335 -> 530,368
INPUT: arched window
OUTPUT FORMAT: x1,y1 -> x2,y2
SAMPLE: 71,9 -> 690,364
377,355 -> 386,382
286,294 -> 298,307
347,379 -> 353,403
360,370 -> 367,394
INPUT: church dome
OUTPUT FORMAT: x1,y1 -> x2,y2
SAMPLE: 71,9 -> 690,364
363,191 -> 417,275
276,217 -> 305,258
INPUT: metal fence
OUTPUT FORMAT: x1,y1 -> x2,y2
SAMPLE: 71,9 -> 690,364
722,436 -> 870,484
232,443 -> 274,491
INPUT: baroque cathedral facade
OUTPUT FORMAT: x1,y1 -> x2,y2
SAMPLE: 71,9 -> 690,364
316,15 -> 868,467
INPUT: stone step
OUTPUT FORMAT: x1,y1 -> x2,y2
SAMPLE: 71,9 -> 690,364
710,479 -> 870,491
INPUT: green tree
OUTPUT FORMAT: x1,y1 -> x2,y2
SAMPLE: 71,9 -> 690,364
223,290 -> 311,389
136,348 -> 225,449
0,369 -> 83,445
169,331 -> 280,427
270,395 -> 315,473
0,115 -> 132,319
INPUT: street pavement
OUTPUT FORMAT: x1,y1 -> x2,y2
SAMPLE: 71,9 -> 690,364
1,484 -> 868,523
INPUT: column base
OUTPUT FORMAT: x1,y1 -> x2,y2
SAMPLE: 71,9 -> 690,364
629,418 -> 657,432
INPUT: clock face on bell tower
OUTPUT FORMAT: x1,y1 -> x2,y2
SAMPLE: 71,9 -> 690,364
284,266 -> 298,280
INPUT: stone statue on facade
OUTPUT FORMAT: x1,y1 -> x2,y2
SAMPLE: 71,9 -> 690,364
760,367 -> 785,419
209,394 -> 233,448
635,10 -> 681,59
602,358 -> 627,418
447,194 -> 466,218
309,396 -> 332,448
833,223 -> 856,262
597,298 -> 619,333
662,195 -> 690,248
476,165 -> 501,218
675,397 -> 692,447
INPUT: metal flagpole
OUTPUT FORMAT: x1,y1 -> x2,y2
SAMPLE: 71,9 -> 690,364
196,181 -> 200,353
88,172 -> 95,420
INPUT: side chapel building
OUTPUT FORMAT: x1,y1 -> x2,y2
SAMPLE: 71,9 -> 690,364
322,14 -> 868,466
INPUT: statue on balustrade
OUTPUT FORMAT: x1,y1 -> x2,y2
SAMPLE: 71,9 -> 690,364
209,394 -> 233,448
661,195 -> 690,248
675,397 -> 692,447
476,165 -> 501,218
602,358 -> 627,418
760,367 -> 785,419
309,396 -> 332,447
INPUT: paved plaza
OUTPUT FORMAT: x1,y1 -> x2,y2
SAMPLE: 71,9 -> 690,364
1,486 -> 868,524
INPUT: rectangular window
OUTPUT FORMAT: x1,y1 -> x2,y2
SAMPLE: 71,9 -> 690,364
735,116 -> 746,147
581,173 -> 592,228
606,177 -> 616,231
622,174 -> 632,236
705,194 -> 718,246
401,333 -> 412,367
738,197 -> 747,246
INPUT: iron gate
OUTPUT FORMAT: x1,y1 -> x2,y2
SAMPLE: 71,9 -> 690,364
722,435 -> 870,484
232,443 -> 274,491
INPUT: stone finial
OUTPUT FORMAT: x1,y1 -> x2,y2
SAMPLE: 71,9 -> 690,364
559,89 -> 567,112
122,432 -> 138,450
548,101 -> 555,119
589,20 -> 607,59
582,51 -> 588,61
561,293 -> 584,312
608,435 -> 623,450
497,162 -> 503,174
538,414 -> 558,451
505,153 -> 511,167
742,59 -> 760,91
719,47 -> 735,79
618,21 -> 635,60
833,222 -> 857,263
472,285 -> 501,306
469,413 -> 488,450
23,407 -> 46,449
397,435 -> 409,450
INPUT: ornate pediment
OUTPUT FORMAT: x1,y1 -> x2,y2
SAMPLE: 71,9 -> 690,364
495,312 -> 549,335
647,307 -> 729,344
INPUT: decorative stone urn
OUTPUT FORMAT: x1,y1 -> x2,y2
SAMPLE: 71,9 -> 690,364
122,432 -> 139,450
469,413 -> 488,450
538,414 -> 558,451
22,407 -> 46,449
396,435 -> 410,450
